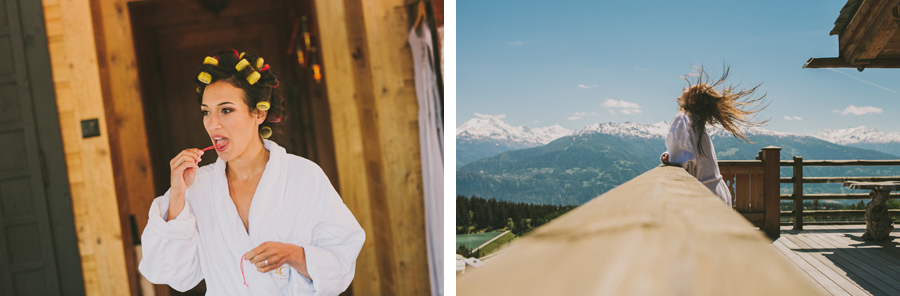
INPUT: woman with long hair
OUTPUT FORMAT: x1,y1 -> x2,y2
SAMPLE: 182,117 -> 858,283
661,66 -> 768,207
139,49 -> 365,295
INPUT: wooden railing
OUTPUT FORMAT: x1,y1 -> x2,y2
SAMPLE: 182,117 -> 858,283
718,146 -> 782,240
455,166 -> 821,295
720,151 -> 900,231
779,157 -> 900,230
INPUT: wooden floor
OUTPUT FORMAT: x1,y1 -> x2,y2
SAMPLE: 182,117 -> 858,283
775,225 -> 900,296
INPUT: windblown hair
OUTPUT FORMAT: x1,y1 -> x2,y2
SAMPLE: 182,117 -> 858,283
678,65 -> 769,156
194,49 -> 288,142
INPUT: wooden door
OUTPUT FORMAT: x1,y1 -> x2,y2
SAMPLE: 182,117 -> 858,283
0,0 -> 85,294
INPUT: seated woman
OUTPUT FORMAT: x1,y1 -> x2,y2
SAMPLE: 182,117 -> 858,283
139,49 -> 365,295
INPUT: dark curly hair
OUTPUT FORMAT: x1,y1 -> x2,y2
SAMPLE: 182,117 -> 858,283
194,49 -> 287,142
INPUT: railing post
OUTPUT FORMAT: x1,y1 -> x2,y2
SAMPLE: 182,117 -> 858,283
793,156 -> 803,230
762,146 -> 781,240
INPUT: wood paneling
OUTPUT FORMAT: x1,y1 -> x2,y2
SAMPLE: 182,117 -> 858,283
314,0 -> 429,294
40,0 -> 132,294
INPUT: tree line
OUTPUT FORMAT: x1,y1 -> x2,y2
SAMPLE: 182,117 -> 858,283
457,195 -> 576,235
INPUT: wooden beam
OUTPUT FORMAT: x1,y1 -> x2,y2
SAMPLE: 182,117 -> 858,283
804,57 -> 900,69
838,0 -> 900,64
457,167 -> 822,295
90,0 -> 160,295
762,147 -> 781,240
40,0 -> 132,294
313,0 -> 384,294
314,0 -> 429,294
359,0 -> 430,294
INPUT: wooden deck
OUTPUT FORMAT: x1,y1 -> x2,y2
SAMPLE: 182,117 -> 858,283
775,225 -> 900,295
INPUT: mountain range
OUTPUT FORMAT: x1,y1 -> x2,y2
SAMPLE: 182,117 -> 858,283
458,117 -> 900,167
457,117 -> 900,205
456,116 -> 572,168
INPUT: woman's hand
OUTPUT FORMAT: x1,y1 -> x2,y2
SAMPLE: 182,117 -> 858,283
661,152 -> 670,165
245,241 -> 310,278
170,148 -> 204,195
167,149 -> 203,220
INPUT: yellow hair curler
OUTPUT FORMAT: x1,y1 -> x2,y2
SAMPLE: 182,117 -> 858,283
203,56 -> 218,66
256,101 -> 270,111
239,52 -> 246,59
256,57 -> 264,69
260,126 -> 273,139
235,59 -> 250,71
197,72 -> 212,84
247,71 -> 261,85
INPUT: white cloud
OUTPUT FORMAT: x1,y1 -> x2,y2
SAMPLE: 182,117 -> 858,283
574,112 -> 587,116
602,99 -> 642,114
578,84 -> 598,89
784,116 -> 803,121
602,99 -> 640,109
509,41 -> 523,46
567,116 -> 582,120
534,120 -> 541,124
834,105 -> 883,116
475,113 -> 506,119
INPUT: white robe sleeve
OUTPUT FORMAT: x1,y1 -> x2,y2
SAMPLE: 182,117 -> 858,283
138,190 -> 204,292
665,114 -> 698,175
292,169 -> 366,296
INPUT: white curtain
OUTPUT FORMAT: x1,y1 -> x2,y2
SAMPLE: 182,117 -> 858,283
408,19 -> 444,296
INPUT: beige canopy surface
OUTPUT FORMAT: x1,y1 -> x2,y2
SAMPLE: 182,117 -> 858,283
456,166 -> 823,296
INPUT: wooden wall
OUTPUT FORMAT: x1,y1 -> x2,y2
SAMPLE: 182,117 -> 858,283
314,0 -> 430,295
40,0 -> 132,294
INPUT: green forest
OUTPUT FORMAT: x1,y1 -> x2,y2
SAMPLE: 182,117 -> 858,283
456,195 -> 575,235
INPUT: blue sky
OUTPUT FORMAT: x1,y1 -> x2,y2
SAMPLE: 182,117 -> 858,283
457,0 -> 900,134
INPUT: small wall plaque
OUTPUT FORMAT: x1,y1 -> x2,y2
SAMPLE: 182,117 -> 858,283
81,119 -> 100,138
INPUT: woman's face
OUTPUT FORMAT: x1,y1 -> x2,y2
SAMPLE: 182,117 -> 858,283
200,82 -> 265,161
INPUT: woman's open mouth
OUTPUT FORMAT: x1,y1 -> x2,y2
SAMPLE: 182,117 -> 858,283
213,137 -> 229,151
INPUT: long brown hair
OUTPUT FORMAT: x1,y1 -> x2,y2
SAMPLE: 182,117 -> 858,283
678,65 -> 769,156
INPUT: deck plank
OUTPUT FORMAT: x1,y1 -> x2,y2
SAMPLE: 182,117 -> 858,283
778,225 -> 900,296
781,234 -> 870,295
772,239 -> 844,295
800,232 -> 900,295
817,232 -> 900,280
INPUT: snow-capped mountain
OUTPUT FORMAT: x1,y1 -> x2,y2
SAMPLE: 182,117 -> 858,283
812,126 -> 900,145
575,122 -> 670,138
812,126 -> 900,157
575,121 -> 795,139
456,117 -> 573,168
457,114 -> 900,169
456,117 -> 572,146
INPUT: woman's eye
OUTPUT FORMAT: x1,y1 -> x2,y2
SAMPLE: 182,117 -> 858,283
222,108 -> 233,114
201,110 -> 209,116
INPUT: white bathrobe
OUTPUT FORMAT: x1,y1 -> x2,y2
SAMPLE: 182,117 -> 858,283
664,112 -> 733,207
139,140 -> 365,295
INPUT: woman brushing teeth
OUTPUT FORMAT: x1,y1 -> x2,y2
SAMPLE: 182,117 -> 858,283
139,49 -> 365,295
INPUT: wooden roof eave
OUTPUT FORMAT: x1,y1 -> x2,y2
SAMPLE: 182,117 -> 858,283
805,0 -> 900,71
804,57 -> 900,71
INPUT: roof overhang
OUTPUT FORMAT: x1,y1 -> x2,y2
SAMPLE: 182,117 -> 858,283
805,0 -> 900,71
